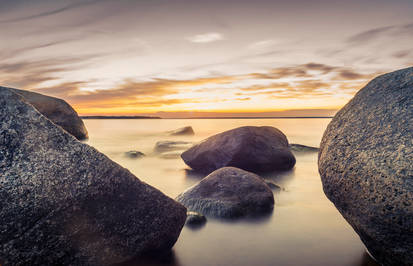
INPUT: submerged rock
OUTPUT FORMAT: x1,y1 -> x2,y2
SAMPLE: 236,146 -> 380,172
159,152 -> 182,159
265,181 -> 281,190
289,143 -> 319,153
181,126 -> 296,174
168,126 -> 195,136
154,141 -> 193,153
8,87 -> 88,140
0,88 -> 186,266
125,150 -> 145,158
176,167 -> 274,218
318,67 -> 413,266
185,212 -> 207,228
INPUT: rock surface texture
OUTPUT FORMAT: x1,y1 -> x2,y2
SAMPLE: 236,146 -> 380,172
176,167 -> 274,218
8,87 -> 88,140
181,126 -> 295,174
318,67 -> 413,266
0,88 -> 186,266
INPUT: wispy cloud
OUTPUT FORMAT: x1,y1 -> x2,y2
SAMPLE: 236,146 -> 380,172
248,40 -> 277,50
187,32 -> 224,43
346,22 -> 413,45
347,26 -> 394,44
0,54 -> 103,89
0,0 -> 102,24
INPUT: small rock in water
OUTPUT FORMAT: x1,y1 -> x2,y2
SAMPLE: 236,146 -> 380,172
176,167 -> 274,219
265,181 -> 281,190
159,152 -> 182,159
154,141 -> 193,153
185,212 -> 207,228
168,126 -> 195,136
125,150 -> 145,158
289,143 -> 319,153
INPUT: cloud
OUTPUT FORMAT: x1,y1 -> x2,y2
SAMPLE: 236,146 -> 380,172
32,75 -> 238,109
0,0 -> 102,24
248,40 -> 277,50
346,22 -> 413,45
302,63 -> 337,74
347,26 -> 394,44
333,69 -> 372,80
0,54 -> 103,89
0,37 -> 87,61
187,32 -> 224,43
7,60 -> 377,114
392,50 -> 411,58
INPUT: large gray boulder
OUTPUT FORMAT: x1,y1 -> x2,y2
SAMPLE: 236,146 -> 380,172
176,167 -> 274,218
318,67 -> 413,266
181,126 -> 295,174
8,87 -> 88,140
0,87 -> 186,265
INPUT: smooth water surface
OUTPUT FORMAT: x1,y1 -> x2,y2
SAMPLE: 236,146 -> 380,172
84,119 -> 378,266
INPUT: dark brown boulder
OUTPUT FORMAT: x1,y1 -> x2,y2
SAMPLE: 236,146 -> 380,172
176,167 -> 274,218
181,126 -> 295,174
0,87 -> 186,265
9,87 -> 88,140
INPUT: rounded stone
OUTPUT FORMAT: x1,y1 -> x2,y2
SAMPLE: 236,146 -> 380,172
10,87 -> 88,140
318,67 -> 413,266
176,167 -> 274,219
181,126 -> 296,174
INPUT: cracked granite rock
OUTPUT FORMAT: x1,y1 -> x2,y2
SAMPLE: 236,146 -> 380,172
0,87 -> 186,266
318,67 -> 413,266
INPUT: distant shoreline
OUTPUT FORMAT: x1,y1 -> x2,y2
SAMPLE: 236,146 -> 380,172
81,116 -> 333,119
179,116 -> 333,119
80,116 -> 161,119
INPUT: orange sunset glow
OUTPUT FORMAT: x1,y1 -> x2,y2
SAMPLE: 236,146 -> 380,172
0,0 -> 412,117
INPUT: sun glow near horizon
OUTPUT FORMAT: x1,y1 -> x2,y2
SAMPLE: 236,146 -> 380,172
0,0 -> 411,117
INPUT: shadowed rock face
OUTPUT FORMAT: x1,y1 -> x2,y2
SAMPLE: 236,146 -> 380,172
7,87 -> 88,140
318,67 -> 413,266
176,167 -> 274,218
0,88 -> 187,266
181,126 -> 296,174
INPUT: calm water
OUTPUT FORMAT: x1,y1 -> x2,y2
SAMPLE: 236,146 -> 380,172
83,119 -> 378,266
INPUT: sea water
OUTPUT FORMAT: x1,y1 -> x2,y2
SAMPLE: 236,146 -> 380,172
83,118 -> 378,266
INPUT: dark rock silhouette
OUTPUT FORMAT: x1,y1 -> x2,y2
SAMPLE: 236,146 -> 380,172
181,126 -> 295,174
0,88 -> 186,265
176,167 -> 274,218
185,212 -> 207,228
8,87 -> 88,140
125,150 -> 145,158
319,67 -> 413,266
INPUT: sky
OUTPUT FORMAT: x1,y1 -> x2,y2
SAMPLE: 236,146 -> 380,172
0,0 -> 412,117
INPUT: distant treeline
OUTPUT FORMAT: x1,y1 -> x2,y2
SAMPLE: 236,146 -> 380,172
81,116 -> 161,119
